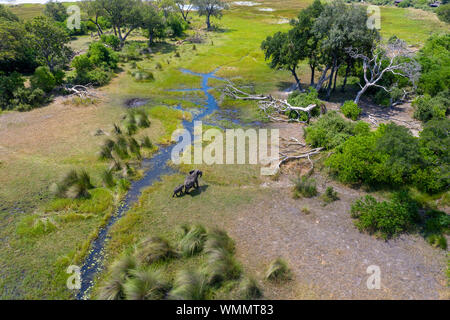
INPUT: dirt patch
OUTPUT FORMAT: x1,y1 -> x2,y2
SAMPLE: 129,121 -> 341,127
229,174 -> 448,299
359,100 -> 422,136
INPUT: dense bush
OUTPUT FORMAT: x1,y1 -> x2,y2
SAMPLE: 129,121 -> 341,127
101,35 -> 121,51
0,71 -> 50,111
412,91 -> 449,122
340,100 -> 361,120
30,66 -> 56,93
417,34 -> 450,97
304,111 -> 369,149
350,192 -> 419,239
71,42 -> 118,85
326,121 -> 449,194
436,4 -> 450,24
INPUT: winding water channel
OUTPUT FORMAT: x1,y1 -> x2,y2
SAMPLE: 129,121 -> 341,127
76,69 -> 226,299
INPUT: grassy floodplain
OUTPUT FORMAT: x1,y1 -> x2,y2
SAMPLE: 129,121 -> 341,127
0,0 -> 449,299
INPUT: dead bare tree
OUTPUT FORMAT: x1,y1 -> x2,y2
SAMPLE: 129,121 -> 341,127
222,81 -> 319,123
347,39 -> 421,105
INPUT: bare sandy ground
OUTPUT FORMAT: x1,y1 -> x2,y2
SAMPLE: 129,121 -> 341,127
226,123 -> 448,300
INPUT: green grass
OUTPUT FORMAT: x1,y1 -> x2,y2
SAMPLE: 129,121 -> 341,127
1,0 -> 448,299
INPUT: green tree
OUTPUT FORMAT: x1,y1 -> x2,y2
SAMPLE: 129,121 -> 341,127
289,0 -> 324,87
191,0 -> 228,30
43,0 -> 69,22
87,0 -> 144,47
141,3 -> 166,45
261,32 -> 303,91
26,16 -> 71,72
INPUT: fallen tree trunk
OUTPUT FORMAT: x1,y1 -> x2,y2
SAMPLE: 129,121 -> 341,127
222,81 -> 318,122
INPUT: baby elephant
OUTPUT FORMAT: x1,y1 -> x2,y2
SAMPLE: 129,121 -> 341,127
172,184 -> 184,198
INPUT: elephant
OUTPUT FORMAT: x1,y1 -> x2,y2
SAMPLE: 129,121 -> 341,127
172,184 -> 184,198
184,169 -> 203,194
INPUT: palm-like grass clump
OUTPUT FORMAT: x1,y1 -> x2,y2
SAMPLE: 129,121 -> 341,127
135,236 -> 177,265
98,255 -> 137,300
169,269 -> 209,300
265,258 -> 292,282
123,268 -> 170,300
179,224 -> 207,257
52,169 -> 94,199
238,277 -> 263,300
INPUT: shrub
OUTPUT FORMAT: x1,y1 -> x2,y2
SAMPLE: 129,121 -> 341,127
31,66 -> 56,93
321,186 -> 339,205
100,34 -> 120,51
426,234 -> 447,250
179,224 -> 207,257
292,176 -> 318,198
412,92 -> 449,122
304,111 -> 366,150
169,269 -> 209,300
287,87 -> 321,121
17,215 -> 57,237
265,258 -> 291,282
238,277 -> 263,300
436,3 -> 450,24
135,237 -> 176,265
131,70 -> 154,81
350,192 -> 419,239
340,100 -> 361,120
123,268 -> 169,300
120,42 -> 142,62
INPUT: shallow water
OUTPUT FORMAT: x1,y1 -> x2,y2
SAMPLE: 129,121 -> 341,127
76,69 -> 226,300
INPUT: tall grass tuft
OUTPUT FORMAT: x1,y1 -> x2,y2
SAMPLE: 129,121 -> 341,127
101,168 -> 116,188
52,169 -> 94,199
113,136 -> 129,160
140,136 -> 153,149
265,258 -> 291,282
127,137 -> 142,159
168,269 -> 209,300
205,228 -> 235,254
205,247 -> 241,286
133,109 -> 150,128
98,254 -> 137,300
292,176 -> 318,198
112,123 -> 122,135
238,277 -> 263,300
179,225 -> 207,257
99,139 -> 115,160
123,268 -> 170,300
135,237 -> 177,265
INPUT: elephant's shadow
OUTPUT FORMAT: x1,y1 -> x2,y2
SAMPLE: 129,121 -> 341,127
184,184 -> 209,197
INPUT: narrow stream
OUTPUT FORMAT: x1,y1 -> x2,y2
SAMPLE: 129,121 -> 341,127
76,69 -> 224,300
